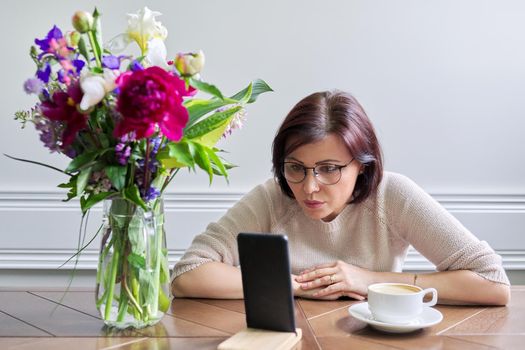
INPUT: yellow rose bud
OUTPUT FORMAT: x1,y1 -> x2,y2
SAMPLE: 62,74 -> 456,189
72,11 -> 94,33
174,50 -> 205,76
67,31 -> 81,47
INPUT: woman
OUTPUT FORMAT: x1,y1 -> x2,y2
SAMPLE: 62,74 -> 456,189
171,90 -> 510,305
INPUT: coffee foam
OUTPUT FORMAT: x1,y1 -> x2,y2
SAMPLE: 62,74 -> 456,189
369,284 -> 420,295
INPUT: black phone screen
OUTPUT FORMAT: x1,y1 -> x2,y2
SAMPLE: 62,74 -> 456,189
237,232 -> 296,332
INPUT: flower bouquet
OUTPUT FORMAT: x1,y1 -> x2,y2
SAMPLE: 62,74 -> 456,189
11,7 -> 271,328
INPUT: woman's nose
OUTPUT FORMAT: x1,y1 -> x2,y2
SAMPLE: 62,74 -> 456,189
302,169 -> 320,194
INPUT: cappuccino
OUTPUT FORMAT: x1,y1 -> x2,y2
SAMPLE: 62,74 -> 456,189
367,283 -> 438,324
369,284 -> 420,295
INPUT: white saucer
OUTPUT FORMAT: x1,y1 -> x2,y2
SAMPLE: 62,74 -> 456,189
348,302 -> 443,333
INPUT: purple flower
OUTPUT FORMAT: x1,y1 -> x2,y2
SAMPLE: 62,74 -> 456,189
102,55 -> 120,70
150,136 -> 162,154
23,78 -> 44,94
130,60 -> 144,71
35,26 -> 73,60
143,186 -> 160,202
135,171 -> 144,187
148,159 -> 159,173
72,59 -> 85,74
34,25 -> 63,53
34,114 -> 63,152
137,158 -> 157,174
42,88 -> 51,101
36,63 -> 51,83
34,26 -> 83,86
57,70 -> 68,84
115,142 -> 131,165
63,147 -> 77,158
119,132 -> 136,143
57,57 -> 85,85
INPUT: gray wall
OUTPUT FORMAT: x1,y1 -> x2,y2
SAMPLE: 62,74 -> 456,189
1,0 -> 524,287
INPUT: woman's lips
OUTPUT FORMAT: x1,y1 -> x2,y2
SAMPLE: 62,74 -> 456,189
304,200 -> 324,209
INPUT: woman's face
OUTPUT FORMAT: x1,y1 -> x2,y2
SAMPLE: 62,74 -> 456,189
285,133 -> 361,222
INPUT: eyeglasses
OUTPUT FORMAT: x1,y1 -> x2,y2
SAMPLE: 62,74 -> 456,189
282,159 -> 355,185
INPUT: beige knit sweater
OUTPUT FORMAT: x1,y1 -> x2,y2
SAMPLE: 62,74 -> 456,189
172,172 -> 510,285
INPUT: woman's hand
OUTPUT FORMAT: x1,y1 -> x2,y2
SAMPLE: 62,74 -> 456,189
291,274 -> 331,299
295,261 -> 375,300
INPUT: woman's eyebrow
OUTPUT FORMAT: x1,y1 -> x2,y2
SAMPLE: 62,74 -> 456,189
284,156 -> 302,163
315,159 -> 342,164
284,157 -> 342,164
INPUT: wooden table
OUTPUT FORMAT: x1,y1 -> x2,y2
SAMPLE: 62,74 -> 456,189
1,286 -> 524,349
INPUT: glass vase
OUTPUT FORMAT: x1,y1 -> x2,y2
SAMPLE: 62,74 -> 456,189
96,197 -> 171,329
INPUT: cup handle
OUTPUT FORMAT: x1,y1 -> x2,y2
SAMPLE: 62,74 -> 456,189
422,288 -> 438,307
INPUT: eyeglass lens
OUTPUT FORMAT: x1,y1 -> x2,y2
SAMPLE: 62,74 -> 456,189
283,163 -> 343,185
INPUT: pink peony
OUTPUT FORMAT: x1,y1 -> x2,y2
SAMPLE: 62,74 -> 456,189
114,66 -> 195,141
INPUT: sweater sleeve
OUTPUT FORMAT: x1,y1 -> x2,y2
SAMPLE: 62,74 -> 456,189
171,180 -> 275,281
385,173 -> 510,285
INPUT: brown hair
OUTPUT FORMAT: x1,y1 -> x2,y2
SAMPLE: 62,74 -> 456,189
271,90 -> 383,204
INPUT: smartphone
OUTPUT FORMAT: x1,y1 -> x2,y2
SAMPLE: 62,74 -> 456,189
237,232 -> 296,332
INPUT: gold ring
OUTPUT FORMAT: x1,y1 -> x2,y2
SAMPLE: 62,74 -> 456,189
329,275 -> 335,284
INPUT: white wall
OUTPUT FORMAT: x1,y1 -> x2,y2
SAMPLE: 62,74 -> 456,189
1,0 -> 524,286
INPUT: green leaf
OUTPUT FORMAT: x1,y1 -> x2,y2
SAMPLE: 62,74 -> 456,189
105,165 -> 127,191
66,151 -> 99,173
185,106 -> 242,140
138,269 -> 156,308
230,79 -> 273,103
151,175 -> 168,195
206,147 -> 228,179
76,167 -> 92,195
189,78 -> 224,99
157,141 -> 195,169
98,133 -> 110,148
193,143 -> 213,183
196,119 -> 232,148
127,253 -> 146,269
80,191 -> 112,214
127,213 -> 146,255
123,185 -> 147,210
77,37 -> 90,63
57,182 -> 73,189
58,176 -> 78,201
212,158 -> 236,175
236,82 -> 253,105
184,98 -> 236,128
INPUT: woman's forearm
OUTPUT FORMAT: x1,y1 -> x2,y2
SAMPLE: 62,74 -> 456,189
373,270 -> 510,306
171,261 -> 243,299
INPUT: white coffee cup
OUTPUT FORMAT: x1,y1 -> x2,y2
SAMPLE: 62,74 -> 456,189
367,283 -> 438,324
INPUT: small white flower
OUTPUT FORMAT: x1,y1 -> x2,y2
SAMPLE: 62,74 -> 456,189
79,69 -> 119,111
